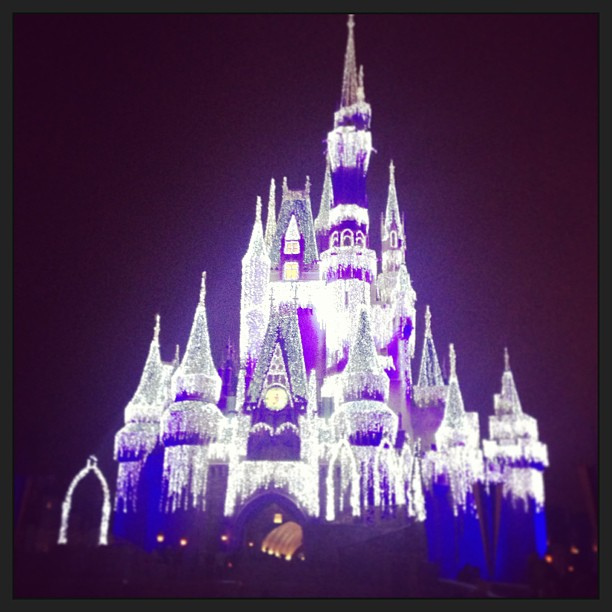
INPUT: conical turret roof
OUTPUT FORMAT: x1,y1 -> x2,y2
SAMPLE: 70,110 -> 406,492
417,305 -> 444,388
124,314 -> 167,423
172,271 -> 221,404
383,160 -> 403,234
342,304 -> 389,402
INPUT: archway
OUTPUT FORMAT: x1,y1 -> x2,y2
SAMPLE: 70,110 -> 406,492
58,455 -> 111,546
226,492 -> 306,561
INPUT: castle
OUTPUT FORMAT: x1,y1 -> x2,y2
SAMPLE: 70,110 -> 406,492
110,15 -> 549,584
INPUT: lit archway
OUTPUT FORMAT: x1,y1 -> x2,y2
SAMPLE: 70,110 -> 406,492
228,492 -> 305,556
58,455 -> 111,546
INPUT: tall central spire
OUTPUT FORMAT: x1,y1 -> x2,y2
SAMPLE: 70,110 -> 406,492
341,14 -> 359,108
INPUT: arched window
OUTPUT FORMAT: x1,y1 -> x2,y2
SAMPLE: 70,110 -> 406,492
330,231 -> 339,249
283,261 -> 299,281
390,230 -> 398,249
355,231 -> 365,247
341,229 -> 354,247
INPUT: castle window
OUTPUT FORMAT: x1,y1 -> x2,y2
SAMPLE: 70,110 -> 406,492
283,261 -> 299,281
390,230 -> 398,249
341,229 -> 354,247
284,240 -> 300,254
355,230 -> 365,247
330,231 -> 339,249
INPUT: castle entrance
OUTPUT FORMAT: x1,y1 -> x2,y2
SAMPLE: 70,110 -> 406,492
228,493 -> 306,566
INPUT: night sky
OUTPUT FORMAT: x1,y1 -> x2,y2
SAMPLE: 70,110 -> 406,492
14,13 -> 597,517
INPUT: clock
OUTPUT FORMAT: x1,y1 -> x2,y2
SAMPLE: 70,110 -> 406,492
263,385 -> 289,411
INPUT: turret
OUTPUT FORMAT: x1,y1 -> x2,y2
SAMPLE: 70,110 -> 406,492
413,305 -> 446,407
328,14 -> 372,210
381,161 -> 406,274
114,314 -> 176,511
482,348 -> 548,508
161,271 -> 223,448
333,305 -> 397,447
435,344 -> 480,450
481,348 -> 549,581
160,272 -> 224,511
171,272 -> 222,404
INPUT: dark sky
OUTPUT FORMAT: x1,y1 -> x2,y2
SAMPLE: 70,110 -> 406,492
14,13 -> 597,516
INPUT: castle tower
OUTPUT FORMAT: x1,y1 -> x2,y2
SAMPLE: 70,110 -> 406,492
319,15 -> 378,373
381,161 -> 406,275
423,343 -> 486,579
160,272 -> 223,512
113,314 -> 177,548
410,305 -> 446,449
374,161 -> 417,434
482,348 -> 549,582
331,305 -> 398,515
114,314 -> 175,513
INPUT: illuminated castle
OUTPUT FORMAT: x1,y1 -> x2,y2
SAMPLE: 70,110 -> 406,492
111,15 -> 548,583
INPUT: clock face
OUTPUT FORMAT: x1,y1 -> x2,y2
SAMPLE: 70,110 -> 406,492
264,385 -> 289,411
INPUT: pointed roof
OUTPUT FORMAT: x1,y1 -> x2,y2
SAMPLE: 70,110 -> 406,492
264,178 -> 277,249
342,304 -> 389,402
440,343 -> 466,428
384,160 -> 403,234
172,271 -> 222,404
126,313 -> 165,418
244,196 -> 269,262
314,157 -> 333,233
416,305 -> 444,388
246,302 -> 308,406
341,14 -> 359,108
269,177 -> 318,267
494,347 -> 523,415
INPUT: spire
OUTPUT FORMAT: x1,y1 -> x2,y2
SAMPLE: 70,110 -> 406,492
341,14 -> 359,108
384,160 -> 402,230
314,157 -> 332,232
125,313 -> 165,420
437,343 -> 466,435
244,196 -> 268,259
154,313 -> 160,343
417,305 -> 444,388
495,347 -> 523,415
172,270 -> 222,404
199,270 -> 207,303
264,178 -> 277,249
